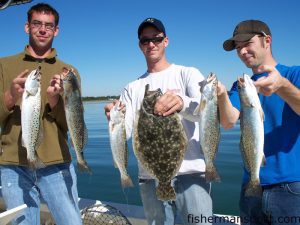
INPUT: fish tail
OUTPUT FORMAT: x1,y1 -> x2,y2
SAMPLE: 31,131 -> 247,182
77,160 -> 92,173
245,180 -> 262,197
28,154 -> 45,169
120,173 -> 134,188
156,182 -> 176,201
205,164 -> 221,183
76,151 -> 92,173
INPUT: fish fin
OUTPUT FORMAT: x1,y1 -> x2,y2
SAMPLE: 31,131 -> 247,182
70,139 -> 74,149
110,123 -> 115,132
193,99 -> 206,115
261,154 -> 266,167
156,182 -> 176,201
24,90 -> 30,98
205,164 -> 221,183
200,99 -> 207,111
259,107 -> 265,121
144,84 -> 150,97
193,105 -> 201,115
112,158 -> 118,168
21,137 -> 25,148
120,173 -> 134,188
245,180 -> 262,197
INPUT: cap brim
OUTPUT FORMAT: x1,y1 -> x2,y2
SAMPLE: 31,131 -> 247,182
223,34 -> 256,51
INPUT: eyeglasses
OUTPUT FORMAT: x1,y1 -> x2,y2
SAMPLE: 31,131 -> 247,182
30,20 -> 56,31
139,36 -> 165,45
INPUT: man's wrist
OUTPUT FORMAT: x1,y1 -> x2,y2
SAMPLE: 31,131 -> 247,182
48,95 -> 60,109
276,77 -> 289,94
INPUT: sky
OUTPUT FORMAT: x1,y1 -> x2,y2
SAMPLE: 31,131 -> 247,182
1,0 -> 300,97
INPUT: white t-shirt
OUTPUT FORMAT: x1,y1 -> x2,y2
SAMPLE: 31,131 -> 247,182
120,64 -> 206,179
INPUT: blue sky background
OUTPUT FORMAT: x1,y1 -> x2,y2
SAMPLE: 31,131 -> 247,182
1,0 -> 300,97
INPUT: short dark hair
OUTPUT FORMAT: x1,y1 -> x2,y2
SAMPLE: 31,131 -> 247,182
27,3 -> 59,26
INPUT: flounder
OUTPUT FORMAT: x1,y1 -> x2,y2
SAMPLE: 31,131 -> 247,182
133,84 -> 188,201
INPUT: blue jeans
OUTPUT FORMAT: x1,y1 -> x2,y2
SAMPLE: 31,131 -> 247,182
240,182 -> 300,225
139,173 -> 212,225
0,163 -> 82,225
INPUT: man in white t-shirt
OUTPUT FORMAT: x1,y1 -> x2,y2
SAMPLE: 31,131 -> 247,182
104,18 -> 212,225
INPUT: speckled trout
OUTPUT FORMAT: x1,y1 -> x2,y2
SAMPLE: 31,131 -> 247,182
109,102 -> 133,188
62,67 -> 90,172
238,73 -> 265,197
194,73 -> 221,182
21,67 -> 44,168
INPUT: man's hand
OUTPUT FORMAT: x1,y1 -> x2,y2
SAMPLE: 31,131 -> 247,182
104,100 -> 125,120
154,90 -> 183,116
255,65 -> 300,115
217,81 -> 228,98
47,74 -> 63,108
4,69 -> 29,110
254,65 -> 284,96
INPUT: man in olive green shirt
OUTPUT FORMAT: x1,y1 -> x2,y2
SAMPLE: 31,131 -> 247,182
0,3 -> 82,225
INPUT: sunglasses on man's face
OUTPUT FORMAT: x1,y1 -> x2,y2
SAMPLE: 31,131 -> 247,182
139,36 -> 165,45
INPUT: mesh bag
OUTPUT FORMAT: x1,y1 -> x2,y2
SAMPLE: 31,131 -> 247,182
81,204 -> 132,225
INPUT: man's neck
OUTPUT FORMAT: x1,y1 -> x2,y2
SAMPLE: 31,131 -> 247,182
147,59 -> 171,73
252,56 -> 277,74
27,45 -> 52,59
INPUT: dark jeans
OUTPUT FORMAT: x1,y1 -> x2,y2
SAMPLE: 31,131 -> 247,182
240,182 -> 300,225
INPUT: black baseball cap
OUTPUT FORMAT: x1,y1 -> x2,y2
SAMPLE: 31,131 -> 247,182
223,20 -> 271,51
138,18 -> 166,38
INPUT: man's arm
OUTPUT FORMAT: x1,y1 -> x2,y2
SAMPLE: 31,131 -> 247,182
45,73 -> 68,132
276,78 -> 300,115
4,70 -> 28,111
47,74 -> 63,109
104,99 -> 125,121
155,67 -> 203,121
217,82 -> 240,129
0,69 -> 28,124
254,65 -> 300,115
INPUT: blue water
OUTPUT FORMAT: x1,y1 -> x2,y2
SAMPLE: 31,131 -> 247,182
74,101 -> 244,216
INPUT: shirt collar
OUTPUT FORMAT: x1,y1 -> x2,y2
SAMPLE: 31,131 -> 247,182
23,45 -> 57,64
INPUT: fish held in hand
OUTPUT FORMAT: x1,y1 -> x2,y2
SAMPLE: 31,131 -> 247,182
238,73 -> 265,197
133,84 -> 188,201
62,67 -> 90,173
194,73 -> 221,182
109,102 -> 134,188
21,67 -> 45,168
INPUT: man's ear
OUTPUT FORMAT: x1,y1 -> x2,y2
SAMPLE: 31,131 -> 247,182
25,22 -> 30,34
53,25 -> 59,37
265,35 -> 272,47
164,36 -> 169,47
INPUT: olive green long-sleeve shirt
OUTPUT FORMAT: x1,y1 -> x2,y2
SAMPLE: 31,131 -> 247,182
0,46 -> 80,166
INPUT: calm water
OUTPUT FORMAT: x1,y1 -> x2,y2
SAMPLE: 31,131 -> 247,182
74,101 -> 244,216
